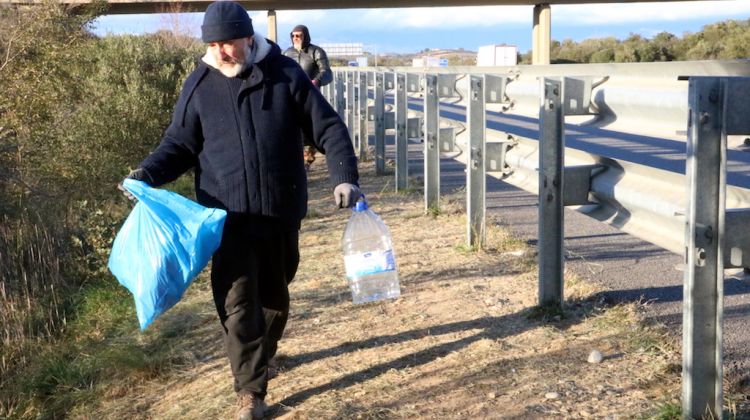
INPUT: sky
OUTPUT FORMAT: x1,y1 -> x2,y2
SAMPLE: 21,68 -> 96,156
93,1 -> 750,54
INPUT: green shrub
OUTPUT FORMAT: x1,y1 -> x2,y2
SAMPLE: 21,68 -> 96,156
0,3 -> 202,416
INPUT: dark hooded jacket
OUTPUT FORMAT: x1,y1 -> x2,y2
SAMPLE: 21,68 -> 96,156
139,37 -> 358,231
282,25 -> 333,87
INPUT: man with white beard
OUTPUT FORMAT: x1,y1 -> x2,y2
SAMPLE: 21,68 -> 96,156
119,2 -> 360,418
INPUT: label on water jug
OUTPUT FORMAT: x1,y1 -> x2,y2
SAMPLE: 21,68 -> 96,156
344,249 -> 396,278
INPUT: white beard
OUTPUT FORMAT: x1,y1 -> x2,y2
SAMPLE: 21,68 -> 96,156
203,41 -> 256,78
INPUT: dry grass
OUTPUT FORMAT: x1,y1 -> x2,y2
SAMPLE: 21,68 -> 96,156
0,217 -> 67,379
90,157 -> 684,419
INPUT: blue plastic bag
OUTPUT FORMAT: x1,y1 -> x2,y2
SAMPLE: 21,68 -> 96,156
108,179 -> 227,330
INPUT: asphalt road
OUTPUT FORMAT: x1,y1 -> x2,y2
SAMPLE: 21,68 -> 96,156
389,139 -> 750,390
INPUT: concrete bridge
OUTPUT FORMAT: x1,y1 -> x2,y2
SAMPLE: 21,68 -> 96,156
0,0 -> 724,64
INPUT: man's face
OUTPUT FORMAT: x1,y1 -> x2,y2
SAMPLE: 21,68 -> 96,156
207,37 -> 253,77
291,31 -> 303,49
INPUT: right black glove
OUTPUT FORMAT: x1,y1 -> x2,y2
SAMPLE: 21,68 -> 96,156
117,168 -> 152,202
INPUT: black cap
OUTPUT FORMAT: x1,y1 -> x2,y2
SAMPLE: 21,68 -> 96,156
201,1 -> 254,43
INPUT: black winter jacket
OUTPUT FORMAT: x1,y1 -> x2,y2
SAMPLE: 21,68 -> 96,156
139,38 -> 358,230
283,25 -> 332,87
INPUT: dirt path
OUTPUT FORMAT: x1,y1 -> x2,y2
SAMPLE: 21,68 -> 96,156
94,158 -> 684,419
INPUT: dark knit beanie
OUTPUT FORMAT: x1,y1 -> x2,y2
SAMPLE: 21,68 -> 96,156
201,1 -> 254,43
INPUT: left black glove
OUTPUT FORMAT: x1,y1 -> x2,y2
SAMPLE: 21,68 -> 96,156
117,168 -> 153,202
334,183 -> 360,209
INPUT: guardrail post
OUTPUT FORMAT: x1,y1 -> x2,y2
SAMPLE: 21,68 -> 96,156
358,71 -> 368,161
683,77 -> 726,419
539,77 -> 564,306
467,75 -> 486,248
346,71 -> 355,147
395,72 -> 408,191
322,80 -> 330,104
335,71 -> 345,118
424,74 -> 439,212
374,72 -> 386,175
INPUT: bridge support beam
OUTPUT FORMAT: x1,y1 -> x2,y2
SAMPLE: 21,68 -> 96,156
266,9 -> 277,42
532,3 -> 551,65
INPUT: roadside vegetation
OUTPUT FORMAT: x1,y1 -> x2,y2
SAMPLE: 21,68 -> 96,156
538,19 -> 750,64
0,3 -> 748,418
345,19 -> 750,66
0,3 -> 201,417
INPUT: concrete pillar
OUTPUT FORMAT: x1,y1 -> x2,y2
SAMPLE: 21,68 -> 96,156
267,10 -> 277,42
532,3 -> 551,65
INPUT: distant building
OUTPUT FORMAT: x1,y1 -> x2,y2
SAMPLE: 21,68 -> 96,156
476,44 -> 518,66
412,56 -> 449,67
355,56 -> 368,67
347,57 -> 369,67
319,43 -> 364,57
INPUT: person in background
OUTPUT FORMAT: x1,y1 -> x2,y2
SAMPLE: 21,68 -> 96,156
118,2 -> 359,419
283,25 -> 333,170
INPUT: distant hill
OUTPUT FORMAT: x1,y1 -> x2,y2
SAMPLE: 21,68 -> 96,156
330,48 -> 478,67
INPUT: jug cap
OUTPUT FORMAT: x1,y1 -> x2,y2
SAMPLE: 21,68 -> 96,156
354,195 -> 368,212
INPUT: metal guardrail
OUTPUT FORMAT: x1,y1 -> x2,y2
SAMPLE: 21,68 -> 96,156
326,61 -> 750,419
327,61 -> 750,255
682,76 -> 750,418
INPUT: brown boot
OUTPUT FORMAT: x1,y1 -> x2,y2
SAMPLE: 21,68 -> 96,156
236,393 -> 266,420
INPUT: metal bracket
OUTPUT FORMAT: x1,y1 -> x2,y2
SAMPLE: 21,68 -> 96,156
439,127 -> 455,152
368,108 -> 395,129
384,111 -> 395,130
437,74 -> 459,98
563,164 -> 604,206
484,133 -> 516,173
407,74 -> 421,93
485,74 -> 509,104
563,76 -> 597,116
407,117 -> 422,139
485,140 -> 513,172
384,72 -> 395,91
724,208 -> 750,268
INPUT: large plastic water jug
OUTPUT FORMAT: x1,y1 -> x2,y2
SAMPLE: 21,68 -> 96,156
341,197 -> 400,304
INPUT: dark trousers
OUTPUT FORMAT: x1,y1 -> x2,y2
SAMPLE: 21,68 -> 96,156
210,216 -> 299,398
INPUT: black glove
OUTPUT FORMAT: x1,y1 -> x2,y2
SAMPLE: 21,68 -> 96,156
334,183 -> 360,209
117,168 -> 152,202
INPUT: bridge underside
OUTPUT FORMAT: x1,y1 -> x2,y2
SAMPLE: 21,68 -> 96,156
5,0 -> 708,14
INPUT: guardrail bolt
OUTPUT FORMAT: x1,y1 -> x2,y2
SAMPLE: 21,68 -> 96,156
695,247 -> 707,267
704,226 -> 713,241
699,112 -> 710,125
708,89 -> 719,104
